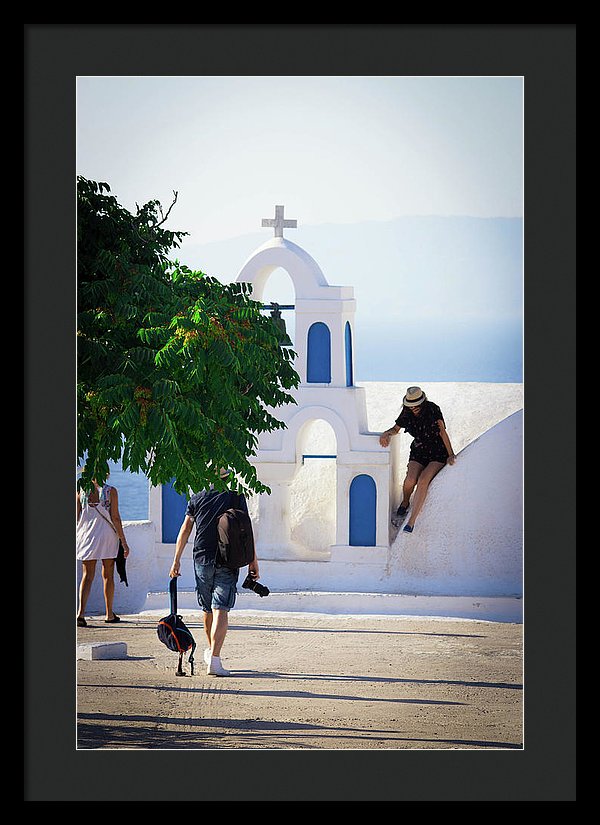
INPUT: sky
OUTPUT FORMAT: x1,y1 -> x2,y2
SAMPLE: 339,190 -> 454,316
76,75 -> 523,241
76,75 -> 524,383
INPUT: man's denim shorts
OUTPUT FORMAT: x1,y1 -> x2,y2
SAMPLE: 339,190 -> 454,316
194,559 -> 239,613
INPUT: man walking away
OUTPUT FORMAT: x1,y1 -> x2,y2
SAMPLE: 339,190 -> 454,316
169,468 -> 260,676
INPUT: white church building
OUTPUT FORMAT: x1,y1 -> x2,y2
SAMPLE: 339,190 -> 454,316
80,208 -> 524,623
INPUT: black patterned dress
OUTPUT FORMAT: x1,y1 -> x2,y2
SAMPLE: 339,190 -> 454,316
395,401 -> 449,467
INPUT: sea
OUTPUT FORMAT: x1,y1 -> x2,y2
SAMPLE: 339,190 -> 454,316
103,462 -> 151,522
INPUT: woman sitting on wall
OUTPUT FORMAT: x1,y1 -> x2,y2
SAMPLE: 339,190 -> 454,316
379,386 -> 456,533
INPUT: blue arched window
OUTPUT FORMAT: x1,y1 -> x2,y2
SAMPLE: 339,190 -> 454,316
162,479 -> 188,543
349,474 -> 377,546
345,321 -> 353,387
307,322 -> 331,383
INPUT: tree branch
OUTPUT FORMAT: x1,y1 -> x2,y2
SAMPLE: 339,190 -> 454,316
155,191 -> 179,228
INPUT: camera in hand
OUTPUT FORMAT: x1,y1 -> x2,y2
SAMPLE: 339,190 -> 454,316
242,573 -> 270,597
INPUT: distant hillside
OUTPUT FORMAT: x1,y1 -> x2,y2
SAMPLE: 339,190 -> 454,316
176,216 -> 523,382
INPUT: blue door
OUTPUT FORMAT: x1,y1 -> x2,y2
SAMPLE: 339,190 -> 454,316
349,474 -> 377,546
162,479 -> 188,543
345,321 -> 353,387
307,322 -> 331,383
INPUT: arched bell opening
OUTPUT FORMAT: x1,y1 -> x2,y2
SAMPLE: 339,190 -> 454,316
260,267 -> 296,348
290,418 -> 337,554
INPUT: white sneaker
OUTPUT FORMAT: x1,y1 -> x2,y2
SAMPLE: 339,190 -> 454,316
207,656 -> 230,676
203,648 -> 212,665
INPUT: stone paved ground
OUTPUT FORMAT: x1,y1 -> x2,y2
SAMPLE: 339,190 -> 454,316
76,610 -> 523,750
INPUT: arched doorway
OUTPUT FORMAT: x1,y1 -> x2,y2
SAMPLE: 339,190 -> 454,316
162,479 -> 188,543
345,321 -> 353,387
307,322 -> 331,383
349,474 -> 377,546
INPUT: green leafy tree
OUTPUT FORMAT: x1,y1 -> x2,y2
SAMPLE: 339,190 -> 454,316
77,177 -> 299,495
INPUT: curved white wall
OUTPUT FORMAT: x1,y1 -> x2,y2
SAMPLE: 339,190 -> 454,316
387,409 -> 523,596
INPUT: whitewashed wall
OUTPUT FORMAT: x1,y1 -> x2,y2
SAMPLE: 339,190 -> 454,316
78,381 -> 523,615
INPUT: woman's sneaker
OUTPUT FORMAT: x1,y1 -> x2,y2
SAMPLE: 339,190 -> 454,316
392,504 -> 409,527
207,656 -> 230,677
203,648 -> 212,666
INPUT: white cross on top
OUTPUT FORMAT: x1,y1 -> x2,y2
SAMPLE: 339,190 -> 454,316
261,205 -> 297,238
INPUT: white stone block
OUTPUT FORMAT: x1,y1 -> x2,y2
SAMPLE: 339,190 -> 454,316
77,642 -> 128,660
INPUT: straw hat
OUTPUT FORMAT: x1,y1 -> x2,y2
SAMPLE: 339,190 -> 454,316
219,467 -> 231,479
403,386 -> 427,407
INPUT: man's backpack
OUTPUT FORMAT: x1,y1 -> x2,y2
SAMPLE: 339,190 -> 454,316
157,577 -> 197,676
217,500 -> 255,570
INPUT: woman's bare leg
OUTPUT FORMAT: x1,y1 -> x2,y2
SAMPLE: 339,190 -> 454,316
101,558 -> 116,620
77,560 -> 96,619
401,461 -> 424,508
405,461 -> 446,528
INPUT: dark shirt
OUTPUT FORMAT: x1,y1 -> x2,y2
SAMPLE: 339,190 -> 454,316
186,487 -> 248,565
395,401 -> 445,447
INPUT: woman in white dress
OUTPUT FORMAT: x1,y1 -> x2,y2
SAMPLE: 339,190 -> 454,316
76,479 -> 130,626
